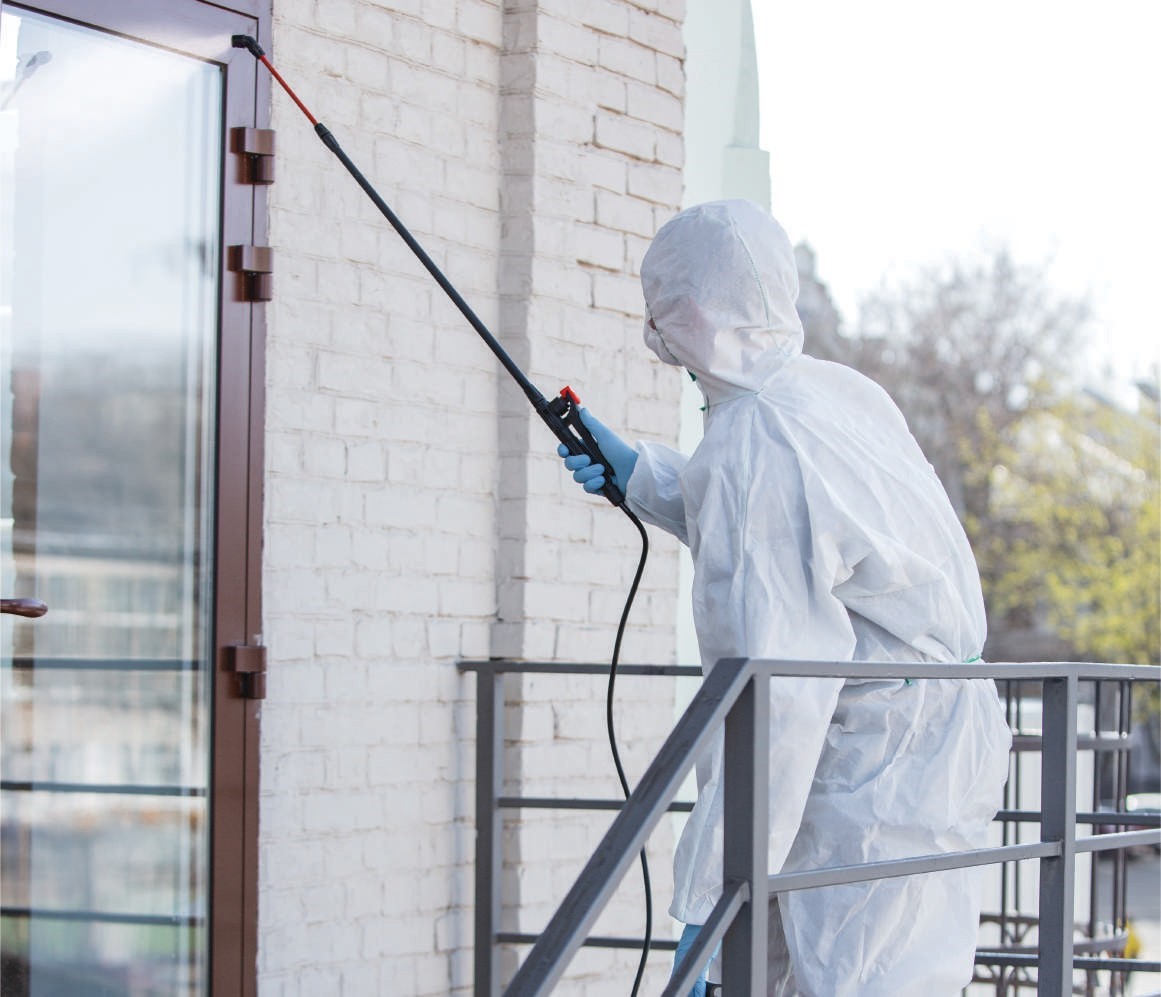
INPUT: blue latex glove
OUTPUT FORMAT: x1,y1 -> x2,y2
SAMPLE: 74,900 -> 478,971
672,922 -> 710,997
555,408 -> 637,493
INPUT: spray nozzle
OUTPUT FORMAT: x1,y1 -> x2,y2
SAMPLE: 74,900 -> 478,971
232,35 -> 266,58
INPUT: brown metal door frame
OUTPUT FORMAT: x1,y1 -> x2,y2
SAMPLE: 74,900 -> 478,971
0,1 -> 270,993
212,4 -> 269,994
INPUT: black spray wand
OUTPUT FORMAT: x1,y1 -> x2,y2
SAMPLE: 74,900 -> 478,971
231,34 -> 654,994
231,34 -> 624,508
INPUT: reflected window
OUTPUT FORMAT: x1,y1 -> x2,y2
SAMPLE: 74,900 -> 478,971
1,7 -> 222,993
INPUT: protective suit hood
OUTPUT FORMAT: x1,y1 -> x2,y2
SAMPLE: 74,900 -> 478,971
641,200 -> 804,406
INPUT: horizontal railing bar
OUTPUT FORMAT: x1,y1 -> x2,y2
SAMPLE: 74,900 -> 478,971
975,951 -> 1161,973
978,934 -> 1130,956
1090,813 -> 1161,828
496,932 -> 679,952
0,906 -> 203,927
1073,956 -> 1161,972
995,809 -> 1161,827
10,657 -> 201,672
1075,829 -> 1161,853
460,658 -> 1160,682
751,659 -> 1160,682
498,796 -> 694,813
1011,733 -> 1131,752
990,809 -> 1046,824
1,780 -> 205,798
489,937 -> 1161,971
768,841 -> 1058,894
979,912 -> 1042,927
457,660 -> 701,677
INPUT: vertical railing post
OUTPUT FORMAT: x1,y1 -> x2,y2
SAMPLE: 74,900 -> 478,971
475,667 -> 504,996
721,662 -> 768,994
1039,671 -> 1078,994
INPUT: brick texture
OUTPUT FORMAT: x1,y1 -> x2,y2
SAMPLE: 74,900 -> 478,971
261,1 -> 685,993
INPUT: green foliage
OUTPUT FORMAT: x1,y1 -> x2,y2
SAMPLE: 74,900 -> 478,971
970,396 -> 1160,666
843,248 -> 1159,668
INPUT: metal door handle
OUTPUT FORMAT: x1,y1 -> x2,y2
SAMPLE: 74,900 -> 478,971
0,598 -> 48,618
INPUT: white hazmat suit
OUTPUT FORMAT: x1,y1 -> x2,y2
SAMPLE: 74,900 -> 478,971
623,201 -> 1012,995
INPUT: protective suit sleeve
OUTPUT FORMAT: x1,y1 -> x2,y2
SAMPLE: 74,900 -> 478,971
625,440 -> 690,545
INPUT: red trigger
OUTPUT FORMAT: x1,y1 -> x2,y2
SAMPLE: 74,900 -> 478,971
560,386 -> 581,406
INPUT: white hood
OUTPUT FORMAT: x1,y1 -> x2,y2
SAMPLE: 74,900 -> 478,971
640,199 -> 805,406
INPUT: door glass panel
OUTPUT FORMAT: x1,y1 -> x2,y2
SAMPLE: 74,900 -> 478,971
0,8 -> 221,994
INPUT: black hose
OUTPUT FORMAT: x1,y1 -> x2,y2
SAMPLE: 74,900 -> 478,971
608,504 -> 652,995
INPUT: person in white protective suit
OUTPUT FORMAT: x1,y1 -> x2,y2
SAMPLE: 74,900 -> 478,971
558,200 -> 1012,996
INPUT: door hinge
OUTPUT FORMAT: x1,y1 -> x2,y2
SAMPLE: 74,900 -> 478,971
226,643 -> 267,700
231,126 -> 276,184
227,244 -> 273,302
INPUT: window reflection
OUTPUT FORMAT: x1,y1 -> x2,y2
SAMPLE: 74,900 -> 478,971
1,8 -> 221,993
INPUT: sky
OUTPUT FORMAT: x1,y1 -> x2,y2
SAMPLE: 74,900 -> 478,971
751,0 -> 1161,392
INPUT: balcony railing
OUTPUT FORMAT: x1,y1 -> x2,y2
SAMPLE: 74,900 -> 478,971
459,658 -> 1160,996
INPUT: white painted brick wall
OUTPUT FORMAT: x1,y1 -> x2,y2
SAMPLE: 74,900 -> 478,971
261,1 -> 686,994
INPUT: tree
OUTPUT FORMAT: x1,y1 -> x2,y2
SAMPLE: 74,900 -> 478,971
848,249 -> 1089,521
976,392 -> 1160,666
817,247 -> 1159,666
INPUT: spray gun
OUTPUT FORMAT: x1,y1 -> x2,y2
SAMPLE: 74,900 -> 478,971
231,34 -> 654,994
231,34 -> 625,508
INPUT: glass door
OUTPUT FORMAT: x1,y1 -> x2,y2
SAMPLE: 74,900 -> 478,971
1,6 -> 224,992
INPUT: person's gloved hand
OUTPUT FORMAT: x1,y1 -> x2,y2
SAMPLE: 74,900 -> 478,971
672,922 -> 709,997
557,408 -> 640,494
556,408 -> 637,493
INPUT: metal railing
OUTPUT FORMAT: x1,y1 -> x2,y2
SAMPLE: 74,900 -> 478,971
460,658 -> 1161,996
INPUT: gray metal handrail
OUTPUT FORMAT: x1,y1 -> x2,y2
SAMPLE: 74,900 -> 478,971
461,658 -> 1161,996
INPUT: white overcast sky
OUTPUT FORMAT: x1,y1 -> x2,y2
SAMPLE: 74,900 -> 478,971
752,0 -> 1161,387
